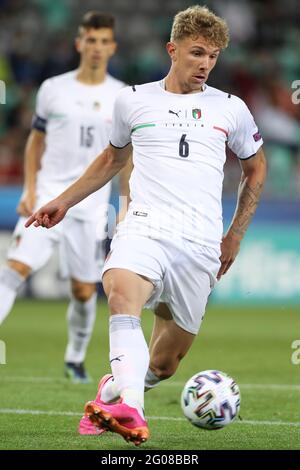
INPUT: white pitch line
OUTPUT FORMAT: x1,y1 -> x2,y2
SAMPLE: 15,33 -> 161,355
238,419 -> 300,427
0,408 -> 300,427
0,408 -> 81,417
0,376 -> 66,383
237,384 -> 300,391
160,382 -> 300,391
1,376 -> 300,391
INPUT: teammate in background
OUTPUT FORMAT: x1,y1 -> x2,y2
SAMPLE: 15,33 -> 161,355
26,6 -> 267,444
0,11 -> 129,383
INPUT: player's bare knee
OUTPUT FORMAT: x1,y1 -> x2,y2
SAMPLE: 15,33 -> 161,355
73,291 -> 94,302
71,281 -> 96,302
149,361 -> 177,380
150,366 -> 175,381
150,348 -> 186,379
107,287 -> 132,314
7,260 -> 31,279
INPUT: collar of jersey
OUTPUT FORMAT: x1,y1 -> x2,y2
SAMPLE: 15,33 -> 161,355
158,79 -> 207,96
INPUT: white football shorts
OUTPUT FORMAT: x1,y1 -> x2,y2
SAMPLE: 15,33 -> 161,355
102,227 -> 221,334
7,216 -> 106,283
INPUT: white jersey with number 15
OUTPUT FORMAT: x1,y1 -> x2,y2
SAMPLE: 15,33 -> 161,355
33,70 -> 125,220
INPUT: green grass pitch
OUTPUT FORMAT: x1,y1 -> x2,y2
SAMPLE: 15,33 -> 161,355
0,299 -> 300,450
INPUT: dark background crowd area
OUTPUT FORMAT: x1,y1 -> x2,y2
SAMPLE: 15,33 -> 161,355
0,0 -> 299,198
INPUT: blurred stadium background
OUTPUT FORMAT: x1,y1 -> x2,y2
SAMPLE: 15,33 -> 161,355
0,0 -> 299,305
1,0 -> 300,451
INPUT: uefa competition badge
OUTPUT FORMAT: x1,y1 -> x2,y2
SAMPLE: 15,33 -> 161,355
192,108 -> 201,119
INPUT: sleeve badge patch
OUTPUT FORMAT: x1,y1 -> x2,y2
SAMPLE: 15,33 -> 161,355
253,131 -> 262,142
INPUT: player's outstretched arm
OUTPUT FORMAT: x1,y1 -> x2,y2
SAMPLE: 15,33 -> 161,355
217,146 -> 267,279
17,130 -> 45,217
25,143 -> 132,229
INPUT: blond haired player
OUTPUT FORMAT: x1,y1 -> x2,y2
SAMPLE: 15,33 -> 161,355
26,6 -> 267,444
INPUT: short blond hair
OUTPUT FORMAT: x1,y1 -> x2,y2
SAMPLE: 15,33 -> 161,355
170,5 -> 229,49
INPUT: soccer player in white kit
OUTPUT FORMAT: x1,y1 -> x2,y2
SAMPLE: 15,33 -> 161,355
26,6 -> 267,444
0,12 -> 128,382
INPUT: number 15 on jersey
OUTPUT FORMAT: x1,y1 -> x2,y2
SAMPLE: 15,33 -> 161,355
80,126 -> 95,148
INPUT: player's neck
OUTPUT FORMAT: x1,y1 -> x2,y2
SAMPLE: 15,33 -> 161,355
76,66 -> 107,85
164,73 -> 204,95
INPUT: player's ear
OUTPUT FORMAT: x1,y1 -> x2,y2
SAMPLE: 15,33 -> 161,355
166,42 -> 177,61
75,36 -> 82,54
109,40 -> 117,57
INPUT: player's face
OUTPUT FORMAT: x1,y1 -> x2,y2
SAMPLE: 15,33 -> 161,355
76,28 -> 117,69
167,36 -> 220,93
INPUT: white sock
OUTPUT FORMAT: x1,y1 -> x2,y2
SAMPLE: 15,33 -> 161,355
101,370 -> 158,402
64,292 -> 97,363
144,368 -> 161,391
100,376 -> 119,403
109,314 -> 149,418
0,266 -> 25,325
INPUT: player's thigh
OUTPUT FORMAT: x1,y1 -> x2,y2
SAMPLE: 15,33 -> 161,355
103,268 -> 154,317
149,303 -> 196,374
7,217 -> 58,272
102,234 -> 166,316
63,218 -> 105,283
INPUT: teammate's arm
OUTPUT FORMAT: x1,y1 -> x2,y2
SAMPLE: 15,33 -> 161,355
25,143 -> 132,229
217,146 -> 267,279
17,130 -> 45,217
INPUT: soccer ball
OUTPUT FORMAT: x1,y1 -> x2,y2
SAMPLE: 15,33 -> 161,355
181,370 -> 240,430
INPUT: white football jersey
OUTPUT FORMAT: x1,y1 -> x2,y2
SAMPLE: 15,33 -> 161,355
33,70 -> 125,220
110,80 -> 263,247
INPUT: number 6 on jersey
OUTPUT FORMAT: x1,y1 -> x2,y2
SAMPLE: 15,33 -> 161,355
179,134 -> 189,158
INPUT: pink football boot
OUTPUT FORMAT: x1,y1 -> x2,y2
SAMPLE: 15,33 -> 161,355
84,400 -> 150,446
78,374 -> 116,435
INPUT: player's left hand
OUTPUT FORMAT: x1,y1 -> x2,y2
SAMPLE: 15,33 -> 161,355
217,232 -> 241,280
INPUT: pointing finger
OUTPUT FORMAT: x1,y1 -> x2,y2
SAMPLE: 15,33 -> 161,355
25,214 -> 37,228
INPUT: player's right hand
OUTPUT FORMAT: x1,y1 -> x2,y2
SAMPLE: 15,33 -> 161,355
25,199 -> 68,229
17,190 -> 36,217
